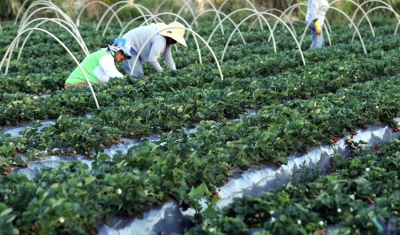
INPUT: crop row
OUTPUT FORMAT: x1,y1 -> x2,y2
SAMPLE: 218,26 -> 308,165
1,19 -> 400,234
184,136 -> 400,235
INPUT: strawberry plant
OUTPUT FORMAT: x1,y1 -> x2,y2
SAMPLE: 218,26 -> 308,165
0,14 -> 400,235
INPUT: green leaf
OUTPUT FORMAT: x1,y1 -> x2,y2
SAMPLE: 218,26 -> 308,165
133,211 -> 144,219
6,173 -> 18,182
13,156 -> 27,167
51,198 -> 65,208
204,207 -> 219,219
273,157 -> 288,165
215,174 -> 225,181
84,176 -> 96,186
162,180 -> 173,188
5,214 -> 17,224
96,153 -> 111,162
0,208 -> 12,217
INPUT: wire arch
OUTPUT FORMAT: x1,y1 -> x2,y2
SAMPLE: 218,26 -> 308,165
207,8 -> 276,54
75,0 -> 123,28
298,6 -> 367,54
190,9 -> 246,45
221,12 -> 305,65
153,0 -> 169,14
15,4 -> 81,49
184,0 -> 225,35
96,1 -> 153,31
329,0 -> 375,37
350,0 -> 394,29
173,0 -> 198,28
351,6 -> 400,42
249,8 -> 285,32
16,0 -> 60,24
101,3 -> 156,37
15,0 -> 33,23
267,2 -> 332,46
19,3 -> 72,30
0,28 -> 100,109
214,0 -> 264,31
16,18 -> 90,60
117,14 -> 164,38
351,0 -> 400,34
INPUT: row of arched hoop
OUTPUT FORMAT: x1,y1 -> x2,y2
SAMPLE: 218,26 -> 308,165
1,0 -> 399,109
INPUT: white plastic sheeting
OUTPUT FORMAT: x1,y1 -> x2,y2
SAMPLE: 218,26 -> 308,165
1,116 -> 399,235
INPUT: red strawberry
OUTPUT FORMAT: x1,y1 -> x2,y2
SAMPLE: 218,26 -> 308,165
6,168 -> 12,174
366,197 -> 374,204
301,95 -> 307,100
13,152 -> 18,157
121,140 -> 125,144
351,131 -> 357,136
160,200 -> 168,206
332,137 -> 339,143
393,127 -> 399,132
315,229 -> 326,234
211,192 -> 220,199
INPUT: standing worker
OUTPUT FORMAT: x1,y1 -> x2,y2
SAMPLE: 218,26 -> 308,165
65,38 -> 132,90
121,21 -> 187,78
306,0 -> 330,49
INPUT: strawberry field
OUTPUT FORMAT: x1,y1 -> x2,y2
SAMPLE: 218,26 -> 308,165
1,1 -> 400,234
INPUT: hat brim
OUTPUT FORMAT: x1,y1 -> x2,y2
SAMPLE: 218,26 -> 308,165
113,38 -> 133,59
124,54 -> 132,60
157,23 -> 187,47
121,45 -> 132,58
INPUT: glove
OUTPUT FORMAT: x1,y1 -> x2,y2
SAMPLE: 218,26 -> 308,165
313,19 -> 322,35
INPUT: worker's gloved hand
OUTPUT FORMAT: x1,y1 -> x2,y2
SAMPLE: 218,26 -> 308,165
313,19 -> 322,35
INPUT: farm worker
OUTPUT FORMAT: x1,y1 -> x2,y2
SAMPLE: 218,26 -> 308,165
121,21 -> 187,78
306,0 -> 330,49
64,38 -> 132,90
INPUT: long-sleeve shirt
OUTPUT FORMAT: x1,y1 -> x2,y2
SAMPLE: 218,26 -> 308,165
122,23 -> 176,73
65,49 -> 123,85
306,0 -> 330,26
97,54 -> 124,82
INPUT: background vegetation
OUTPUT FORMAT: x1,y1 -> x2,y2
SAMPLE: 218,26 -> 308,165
0,0 -> 398,23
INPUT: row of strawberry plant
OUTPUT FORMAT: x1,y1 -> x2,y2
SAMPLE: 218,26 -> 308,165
0,73 -> 399,234
1,21 -> 398,96
184,137 -> 400,235
2,71 -> 400,163
0,36 -> 398,128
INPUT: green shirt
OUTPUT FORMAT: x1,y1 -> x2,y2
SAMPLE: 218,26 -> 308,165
65,50 -> 109,85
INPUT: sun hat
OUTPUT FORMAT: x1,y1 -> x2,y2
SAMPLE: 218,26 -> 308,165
156,22 -> 187,47
112,38 -> 132,59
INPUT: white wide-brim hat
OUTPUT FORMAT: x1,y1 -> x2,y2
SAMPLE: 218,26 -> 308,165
156,22 -> 187,47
